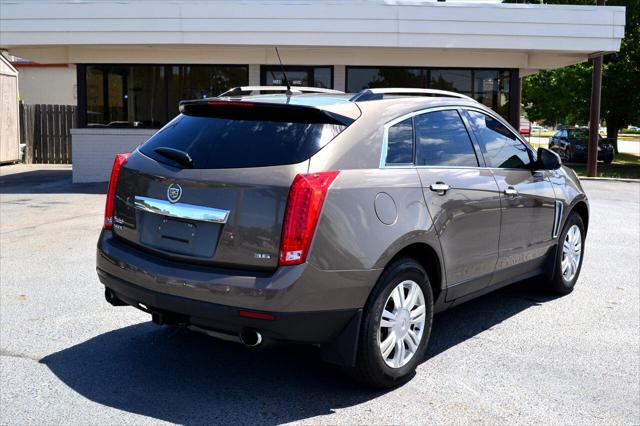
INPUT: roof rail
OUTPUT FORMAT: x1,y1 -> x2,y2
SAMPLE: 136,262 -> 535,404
220,86 -> 344,97
349,88 -> 477,102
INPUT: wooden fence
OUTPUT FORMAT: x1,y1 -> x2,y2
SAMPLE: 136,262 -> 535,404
19,103 -> 77,164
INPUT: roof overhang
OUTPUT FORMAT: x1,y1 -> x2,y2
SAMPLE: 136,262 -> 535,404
0,0 -> 626,74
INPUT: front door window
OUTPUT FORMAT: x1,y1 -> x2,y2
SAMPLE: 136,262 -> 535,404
465,110 -> 532,169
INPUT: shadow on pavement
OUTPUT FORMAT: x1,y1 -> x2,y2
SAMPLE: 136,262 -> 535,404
0,168 -> 105,194
41,279 -> 554,424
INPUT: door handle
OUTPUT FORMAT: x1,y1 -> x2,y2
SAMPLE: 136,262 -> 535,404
430,182 -> 450,195
504,186 -> 518,197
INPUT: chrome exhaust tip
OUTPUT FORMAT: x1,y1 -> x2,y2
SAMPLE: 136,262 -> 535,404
239,328 -> 263,347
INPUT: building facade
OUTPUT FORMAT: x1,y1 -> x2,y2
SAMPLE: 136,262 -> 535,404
0,0 -> 625,182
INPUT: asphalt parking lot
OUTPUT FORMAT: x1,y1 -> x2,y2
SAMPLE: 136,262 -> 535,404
1,165 -> 639,425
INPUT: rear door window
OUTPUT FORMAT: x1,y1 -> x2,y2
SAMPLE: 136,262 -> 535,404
414,110 -> 478,167
140,111 -> 346,169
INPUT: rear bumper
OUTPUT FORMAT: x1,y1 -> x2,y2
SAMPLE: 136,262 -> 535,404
96,229 -> 377,344
98,268 -> 359,344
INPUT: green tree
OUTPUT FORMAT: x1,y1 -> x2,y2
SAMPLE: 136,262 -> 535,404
521,64 -> 591,126
507,0 -> 640,146
601,0 -> 640,142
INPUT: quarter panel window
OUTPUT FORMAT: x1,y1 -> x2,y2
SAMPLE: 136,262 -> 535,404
414,110 -> 478,167
467,110 -> 532,169
386,118 -> 414,165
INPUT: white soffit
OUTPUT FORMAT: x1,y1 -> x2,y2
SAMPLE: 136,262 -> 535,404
0,0 -> 626,69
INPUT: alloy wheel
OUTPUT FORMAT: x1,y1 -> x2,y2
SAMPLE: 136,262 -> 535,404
561,224 -> 582,282
378,280 -> 426,369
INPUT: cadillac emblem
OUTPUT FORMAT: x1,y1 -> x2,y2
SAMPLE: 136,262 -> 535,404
167,183 -> 182,203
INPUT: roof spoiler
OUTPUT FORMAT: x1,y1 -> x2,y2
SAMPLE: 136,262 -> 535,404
178,99 -> 356,126
350,88 -> 477,102
219,86 -> 345,97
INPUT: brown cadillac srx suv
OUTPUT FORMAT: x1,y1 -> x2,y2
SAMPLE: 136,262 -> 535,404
97,87 -> 589,388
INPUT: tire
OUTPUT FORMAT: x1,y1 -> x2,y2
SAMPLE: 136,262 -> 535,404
548,212 -> 585,295
348,257 -> 434,388
603,155 -> 613,165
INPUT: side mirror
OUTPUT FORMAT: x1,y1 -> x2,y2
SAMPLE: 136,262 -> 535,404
536,147 -> 562,170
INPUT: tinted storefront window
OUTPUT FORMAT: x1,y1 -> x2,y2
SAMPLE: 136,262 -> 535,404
473,70 -> 510,118
167,65 -> 249,116
347,68 -> 428,92
430,69 -> 471,96
346,67 -> 511,120
83,65 -> 248,127
261,66 -> 333,89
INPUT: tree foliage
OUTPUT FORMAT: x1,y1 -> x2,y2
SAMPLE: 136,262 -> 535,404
521,64 -> 591,126
506,1 -> 640,138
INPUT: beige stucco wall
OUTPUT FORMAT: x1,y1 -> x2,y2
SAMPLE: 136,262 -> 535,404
15,65 -> 77,105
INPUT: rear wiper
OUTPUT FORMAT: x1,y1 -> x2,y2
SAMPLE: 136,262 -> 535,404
153,147 -> 194,168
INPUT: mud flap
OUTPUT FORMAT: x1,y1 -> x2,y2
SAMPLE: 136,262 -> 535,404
543,243 -> 559,280
320,309 -> 362,368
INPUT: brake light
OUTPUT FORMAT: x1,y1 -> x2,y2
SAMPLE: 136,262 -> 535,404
239,310 -> 276,321
207,101 -> 255,107
279,171 -> 339,266
104,153 -> 130,229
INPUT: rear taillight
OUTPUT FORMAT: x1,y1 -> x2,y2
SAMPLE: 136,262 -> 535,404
104,153 -> 130,229
279,171 -> 339,266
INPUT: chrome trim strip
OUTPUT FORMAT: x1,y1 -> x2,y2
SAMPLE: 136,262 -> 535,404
134,196 -> 230,224
552,200 -> 564,238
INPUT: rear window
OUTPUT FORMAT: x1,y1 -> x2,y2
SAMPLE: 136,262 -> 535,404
140,112 -> 346,169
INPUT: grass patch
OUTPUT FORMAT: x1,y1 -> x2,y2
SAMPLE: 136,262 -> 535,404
569,163 -> 640,179
614,152 -> 640,165
527,131 -> 556,137
566,152 -> 640,179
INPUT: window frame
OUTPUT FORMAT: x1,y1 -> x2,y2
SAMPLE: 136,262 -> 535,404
77,63 -> 250,128
381,105 -> 535,170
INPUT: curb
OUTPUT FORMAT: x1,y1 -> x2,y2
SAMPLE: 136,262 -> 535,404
579,176 -> 640,183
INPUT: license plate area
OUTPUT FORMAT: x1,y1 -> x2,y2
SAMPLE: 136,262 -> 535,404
138,212 -> 221,258
159,218 -> 195,244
